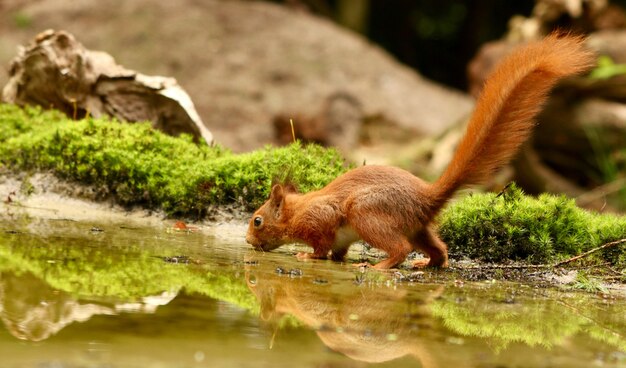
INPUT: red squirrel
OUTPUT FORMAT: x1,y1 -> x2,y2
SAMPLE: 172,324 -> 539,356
246,34 -> 595,269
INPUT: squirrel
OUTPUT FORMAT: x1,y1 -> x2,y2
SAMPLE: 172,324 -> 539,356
245,34 -> 595,269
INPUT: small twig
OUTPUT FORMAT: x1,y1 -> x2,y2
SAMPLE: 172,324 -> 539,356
269,323 -> 278,350
552,238 -> 626,268
72,100 -> 78,120
495,182 -> 514,198
289,118 -> 296,143
453,264 -> 549,270
454,238 -> 625,271
607,265 -> 624,276
568,261 -> 613,271
556,299 -> 625,340
576,177 -> 626,207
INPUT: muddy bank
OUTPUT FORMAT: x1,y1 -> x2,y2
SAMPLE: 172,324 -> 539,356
0,172 -> 249,227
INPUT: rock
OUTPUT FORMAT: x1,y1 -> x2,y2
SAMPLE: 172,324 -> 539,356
506,0 -> 626,43
467,41 -> 517,98
0,0 -> 473,153
588,29 -> 626,63
2,29 -> 212,145
273,92 -> 362,152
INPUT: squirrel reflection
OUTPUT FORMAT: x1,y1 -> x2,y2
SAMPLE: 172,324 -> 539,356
247,265 -> 444,367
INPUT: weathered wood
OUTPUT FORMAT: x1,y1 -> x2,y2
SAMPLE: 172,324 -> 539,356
2,29 -> 213,145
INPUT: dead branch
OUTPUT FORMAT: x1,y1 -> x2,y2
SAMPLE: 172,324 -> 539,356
552,238 -> 626,267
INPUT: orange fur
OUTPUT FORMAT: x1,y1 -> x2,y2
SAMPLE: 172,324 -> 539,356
246,34 -> 595,269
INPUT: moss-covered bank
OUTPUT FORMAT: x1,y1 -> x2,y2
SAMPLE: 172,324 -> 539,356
0,104 -> 624,269
0,104 -> 347,216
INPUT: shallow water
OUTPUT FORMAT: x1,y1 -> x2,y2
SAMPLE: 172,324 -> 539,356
0,213 -> 624,368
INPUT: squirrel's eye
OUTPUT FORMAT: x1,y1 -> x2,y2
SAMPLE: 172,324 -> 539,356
253,216 -> 263,227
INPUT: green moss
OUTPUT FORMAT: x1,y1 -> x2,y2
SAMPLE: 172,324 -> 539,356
438,184 -> 626,266
0,104 -> 347,216
589,55 -> 626,80
571,271 -> 607,293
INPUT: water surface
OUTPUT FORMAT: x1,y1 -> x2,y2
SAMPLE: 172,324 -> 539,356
0,213 -> 624,367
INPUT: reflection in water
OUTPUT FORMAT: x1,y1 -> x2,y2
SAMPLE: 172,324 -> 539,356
0,271 -> 113,341
245,257 -> 626,367
114,291 -> 178,313
247,266 -> 444,367
0,271 -> 177,341
431,285 -> 626,352
0,216 -> 624,367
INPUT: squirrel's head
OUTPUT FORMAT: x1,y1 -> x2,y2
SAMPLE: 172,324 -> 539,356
246,184 -> 296,251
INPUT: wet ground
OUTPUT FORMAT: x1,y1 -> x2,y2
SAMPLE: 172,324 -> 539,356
0,204 -> 625,368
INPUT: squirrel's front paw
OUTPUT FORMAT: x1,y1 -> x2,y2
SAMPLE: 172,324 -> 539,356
296,252 -> 311,260
296,252 -> 327,260
411,259 -> 430,268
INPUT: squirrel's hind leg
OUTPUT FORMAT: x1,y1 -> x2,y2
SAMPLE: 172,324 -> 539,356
359,233 -> 413,270
411,226 -> 449,268
347,210 -> 414,269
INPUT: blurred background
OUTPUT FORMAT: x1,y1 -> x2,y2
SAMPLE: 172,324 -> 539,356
271,0 -> 535,90
2,0 -> 626,212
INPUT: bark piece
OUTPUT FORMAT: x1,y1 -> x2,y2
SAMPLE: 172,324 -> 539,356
2,29 -> 212,145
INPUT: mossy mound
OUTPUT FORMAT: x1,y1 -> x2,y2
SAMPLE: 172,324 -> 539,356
439,184 -> 626,266
0,104 -> 347,216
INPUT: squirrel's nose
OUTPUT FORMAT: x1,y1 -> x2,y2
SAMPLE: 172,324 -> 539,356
245,234 -> 259,248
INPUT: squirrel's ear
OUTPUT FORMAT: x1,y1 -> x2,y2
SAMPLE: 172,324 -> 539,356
283,182 -> 298,193
269,184 -> 285,217
270,184 -> 284,202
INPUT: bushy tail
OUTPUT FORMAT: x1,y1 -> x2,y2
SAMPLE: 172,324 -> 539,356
427,33 -> 595,215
